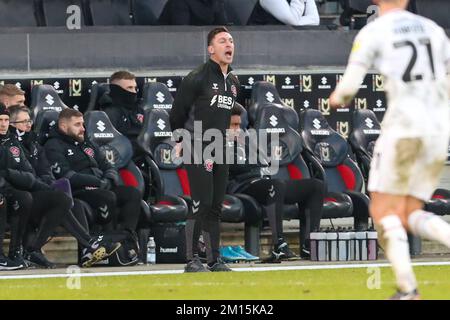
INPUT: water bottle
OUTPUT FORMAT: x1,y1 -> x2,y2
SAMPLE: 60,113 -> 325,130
327,231 -> 338,261
338,232 -> 350,261
348,230 -> 356,260
310,231 -> 328,261
147,236 -> 156,265
355,231 -> 368,260
367,230 -> 378,260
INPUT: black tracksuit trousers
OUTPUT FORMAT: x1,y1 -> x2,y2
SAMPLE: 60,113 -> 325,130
185,162 -> 229,265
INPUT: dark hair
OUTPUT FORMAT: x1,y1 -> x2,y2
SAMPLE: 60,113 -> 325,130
207,26 -> 230,46
110,70 -> 136,83
8,105 -> 29,122
231,103 -> 242,116
58,108 -> 83,125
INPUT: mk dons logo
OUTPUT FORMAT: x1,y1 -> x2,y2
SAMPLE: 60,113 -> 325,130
69,79 -> 82,97
281,99 -> 294,109
31,80 -> 44,87
336,121 -> 350,139
105,150 -> 115,165
264,75 -> 276,86
372,74 -> 384,91
320,145 -> 331,162
272,146 -> 283,161
161,149 -> 172,164
318,98 -> 331,116
354,98 -> 368,110
299,75 -> 312,92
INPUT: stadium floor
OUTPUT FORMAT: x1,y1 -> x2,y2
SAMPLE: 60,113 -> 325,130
1,253 -> 449,278
1,256 -> 450,300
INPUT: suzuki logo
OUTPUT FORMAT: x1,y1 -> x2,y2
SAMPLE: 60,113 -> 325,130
269,115 -> 278,127
96,120 -> 106,132
303,100 -> 310,108
45,94 -> 54,106
157,119 -> 166,130
53,81 -> 60,90
285,77 -> 291,85
156,91 -> 165,103
167,79 -> 173,88
376,99 -> 382,107
15,82 -> 21,89
365,118 -> 374,128
266,92 -> 274,103
49,120 -> 56,127
321,77 -> 327,85
91,80 -> 98,85
248,77 -> 254,85
313,119 -> 321,130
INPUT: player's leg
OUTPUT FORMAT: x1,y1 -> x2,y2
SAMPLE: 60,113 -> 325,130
184,162 -> 213,272
406,196 -> 450,247
370,192 -> 418,297
206,162 -> 231,271
368,136 -> 422,298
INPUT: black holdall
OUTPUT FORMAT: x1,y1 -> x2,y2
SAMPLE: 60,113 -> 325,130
151,223 -> 186,264
79,230 -> 140,267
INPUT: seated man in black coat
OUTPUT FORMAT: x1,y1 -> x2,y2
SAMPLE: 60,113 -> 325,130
44,109 -> 142,265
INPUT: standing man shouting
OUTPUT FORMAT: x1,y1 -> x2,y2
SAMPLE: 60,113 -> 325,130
329,0 -> 450,299
170,26 -> 240,272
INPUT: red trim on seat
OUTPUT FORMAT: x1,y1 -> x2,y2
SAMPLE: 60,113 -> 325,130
176,168 -> 191,196
325,197 -> 337,202
223,200 -> 230,206
337,164 -> 356,190
119,169 -> 139,187
432,195 -> 445,199
158,201 -> 174,205
287,164 -> 303,180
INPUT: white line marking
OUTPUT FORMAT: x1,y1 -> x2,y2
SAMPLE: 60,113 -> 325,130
0,261 -> 449,281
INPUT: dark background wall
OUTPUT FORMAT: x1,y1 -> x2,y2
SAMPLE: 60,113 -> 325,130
0,26 -> 360,71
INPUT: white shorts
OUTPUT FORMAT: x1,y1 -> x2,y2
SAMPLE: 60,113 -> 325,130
367,135 -> 449,201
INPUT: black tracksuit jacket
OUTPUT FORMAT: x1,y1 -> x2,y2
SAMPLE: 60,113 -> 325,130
169,59 -> 240,139
44,129 -> 119,192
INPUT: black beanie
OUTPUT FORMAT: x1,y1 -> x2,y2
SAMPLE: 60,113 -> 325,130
0,103 -> 9,117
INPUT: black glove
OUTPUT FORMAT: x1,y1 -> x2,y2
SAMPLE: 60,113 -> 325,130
100,179 -> 112,190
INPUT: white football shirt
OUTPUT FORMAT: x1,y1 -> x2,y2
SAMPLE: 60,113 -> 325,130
349,9 -> 450,137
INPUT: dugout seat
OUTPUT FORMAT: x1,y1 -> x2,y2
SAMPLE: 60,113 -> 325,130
348,109 -> 381,187
139,82 -> 173,111
0,0 -> 39,27
87,82 -> 110,112
83,111 -> 152,232
249,103 -> 355,234
300,109 -> 369,230
416,0 -> 449,29
225,0 -> 258,25
33,110 -> 60,145
137,108 -> 263,254
349,109 -> 450,218
30,84 -> 69,121
87,0 -> 132,25
41,0 -> 88,26
248,81 -> 299,130
30,84 -> 69,145
132,0 -> 168,25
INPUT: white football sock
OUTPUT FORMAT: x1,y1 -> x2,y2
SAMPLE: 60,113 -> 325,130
408,210 -> 450,248
379,215 -> 417,293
